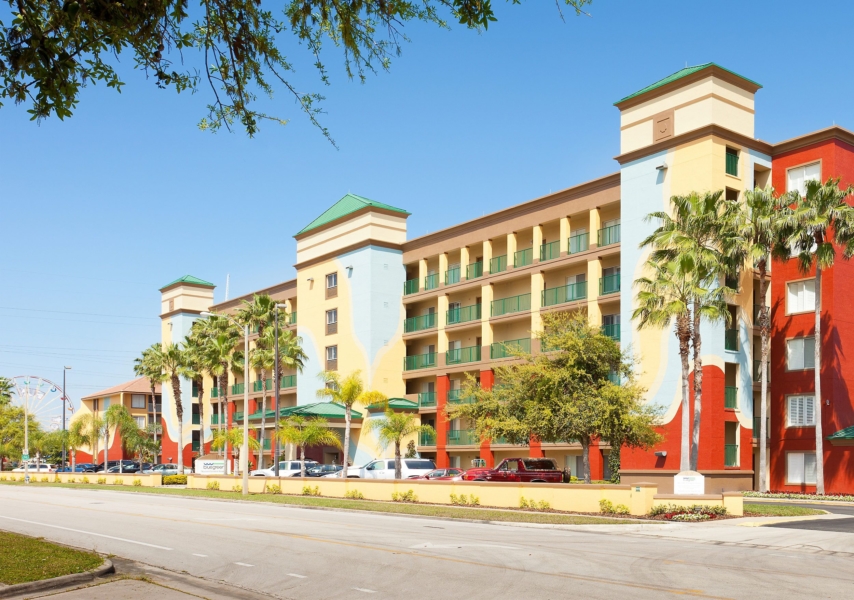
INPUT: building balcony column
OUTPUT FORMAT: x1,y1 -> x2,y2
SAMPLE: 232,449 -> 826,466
559,216 -> 570,255
435,375 -> 451,468
587,257 -> 603,327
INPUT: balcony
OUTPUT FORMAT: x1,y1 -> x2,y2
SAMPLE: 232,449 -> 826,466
288,312 -> 297,325
726,151 -> 738,176
192,440 -> 200,452
607,370 -> 620,385
466,261 -> 483,280
280,374 -> 296,389
753,304 -> 765,322
602,323 -> 620,341
446,346 -> 481,365
447,389 -> 474,404
725,329 -> 738,351
192,385 -> 199,398
253,379 -> 273,393
404,278 -> 419,295
514,247 -> 533,268
192,414 -> 200,425
231,382 -> 245,395
490,337 -> 531,359
211,414 -> 221,425
260,437 -> 272,450
753,417 -> 770,439
597,224 -> 621,247
447,304 -> 481,325
148,402 -> 162,412
490,255 -> 507,274
404,353 -> 437,371
599,274 -> 621,295
445,266 -> 461,285
542,282 -> 587,307
447,429 -> 478,445
568,232 -> 590,254
540,240 -> 560,262
419,431 -> 436,446
424,273 -> 439,291
724,444 -> 738,467
753,360 -> 770,383
724,386 -> 738,409
404,312 -> 437,333
491,293 -> 531,317
418,392 -> 436,408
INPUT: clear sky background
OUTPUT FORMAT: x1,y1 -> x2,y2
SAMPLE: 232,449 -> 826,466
2,0 -> 852,409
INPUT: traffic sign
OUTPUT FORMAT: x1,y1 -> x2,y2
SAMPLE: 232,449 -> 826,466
22,454 -> 29,461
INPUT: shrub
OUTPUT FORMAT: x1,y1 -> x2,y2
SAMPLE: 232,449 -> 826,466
82,476 -> 90,484
345,489 -> 364,500
112,478 -> 124,485
744,491 -> 854,503
97,477 -> 107,485
302,485 -> 321,496
614,504 -> 630,515
69,477 -> 76,483
599,499 -> 614,514
40,476 -> 49,482
648,503 -> 727,520
132,479 -> 142,487
232,484 -> 242,493
520,496 -> 550,511
206,480 -> 220,490
391,490 -> 418,503
0,475 -> 6,481
450,493 -> 468,505
163,475 -> 188,485
267,484 -> 281,495
7,476 -> 15,481
670,513 -> 710,522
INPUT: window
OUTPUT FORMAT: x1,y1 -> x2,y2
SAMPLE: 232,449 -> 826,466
787,280 -> 816,313
134,416 -> 146,428
326,273 -> 337,288
787,395 -> 816,427
131,394 -> 146,409
326,309 -> 338,335
787,452 -> 817,485
326,346 -> 337,360
787,162 -> 821,197
725,147 -> 739,176
522,458 -> 558,471
787,337 -> 816,370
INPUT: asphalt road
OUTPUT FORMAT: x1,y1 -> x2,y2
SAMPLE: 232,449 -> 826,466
745,499 -> 854,532
2,486 -> 854,600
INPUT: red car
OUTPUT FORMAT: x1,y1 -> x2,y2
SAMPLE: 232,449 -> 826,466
412,468 -> 465,481
462,458 -> 562,483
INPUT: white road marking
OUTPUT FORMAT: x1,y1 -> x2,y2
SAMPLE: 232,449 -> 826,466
353,588 -> 377,594
192,554 -> 208,557
409,542 -> 521,550
287,573 -> 307,578
0,515 -> 172,550
235,562 -> 254,567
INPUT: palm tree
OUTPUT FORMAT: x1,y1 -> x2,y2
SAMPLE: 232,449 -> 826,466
72,412 -> 105,468
134,344 -> 166,459
273,328 -> 308,465
181,332 -> 208,460
316,371 -> 366,477
0,377 -> 14,406
776,177 -> 854,494
368,409 -> 435,480
67,418 -> 93,472
206,326 -> 241,472
211,426 -> 260,474
105,404 -> 142,472
160,343 -> 187,473
276,416 -> 341,477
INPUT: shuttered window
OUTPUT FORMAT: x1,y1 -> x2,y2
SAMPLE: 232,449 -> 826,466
786,337 -> 816,370
787,280 -> 816,313
787,395 -> 816,427
787,452 -> 817,485
787,162 -> 821,197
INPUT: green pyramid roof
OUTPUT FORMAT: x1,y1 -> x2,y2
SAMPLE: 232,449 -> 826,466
365,398 -> 419,412
615,63 -> 761,105
296,194 -> 409,236
161,275 -> 215,289
827,424 -> 854,440
280,402 -> 363,420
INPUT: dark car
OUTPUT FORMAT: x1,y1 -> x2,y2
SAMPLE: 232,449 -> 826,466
106,462 -> 151,474
306,465 -> 342,477
87,460 -> 136,473
57,463 -> 95,473
462,458 -> 562,483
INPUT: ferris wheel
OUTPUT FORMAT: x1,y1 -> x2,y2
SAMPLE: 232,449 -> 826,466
9,375 -> 74,432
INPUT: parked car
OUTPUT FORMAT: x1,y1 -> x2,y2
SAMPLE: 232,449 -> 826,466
56,463 -> 95,473
329,458 -> 436,479
86,460 -> 136,473
106,462 -> 152,474
411,468 -> 465,481
12,463 -> 55,473
462,458 -> 562,483
142,463 -> 182,476
306,464 -> 342,477
249,460 -> 318,477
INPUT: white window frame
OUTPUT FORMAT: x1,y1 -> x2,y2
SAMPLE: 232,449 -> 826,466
326,272 -> 338,289
786,395 -> 816,427
786,337 -> 816,371
786,279 -> 816,315
326,309 -> 337,324
131,394 -> 146,409
786,161 -> 821,197
786,451 -> 817,485
134,416 -> 146,428
326,345 -> 338,361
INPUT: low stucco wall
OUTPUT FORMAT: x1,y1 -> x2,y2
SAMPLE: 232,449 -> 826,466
187,475 -> 659,515
47,473 -> 164,487
621,470 -> 755,494
652,492 -> 743,516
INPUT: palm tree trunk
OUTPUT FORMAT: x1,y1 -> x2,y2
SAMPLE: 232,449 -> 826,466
814,265 -> 825,495
690,301 -> 703,471
340,406 -> 351,478
581,436 -> 591,484
300,445 -> 306,478
219,372 -> 228,475
394,441 -> 402,480
758,261 -> 770,492
259,371 -> 267,470
676,316 -> 691,472
150,383 -> 158,462
172,375 -> 184,474
197,379 -> 205,462
71,445 -> 76,473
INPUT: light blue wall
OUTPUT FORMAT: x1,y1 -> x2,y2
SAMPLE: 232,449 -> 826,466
161,313 -> 199,444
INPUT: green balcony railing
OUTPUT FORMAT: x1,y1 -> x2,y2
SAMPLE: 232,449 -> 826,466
753,360 -> 770,383
597,224 -> 621,247
280,374 -> 296,389
253,379 -> 272,392
419,431 -> 437,446
424,273 -> 439,291
211,387 -> 219,398
602,323 -> 620,341
540,240 -> 560,262
211,414 -> 220,425
447,389 -> 474,404
261,437 -> 271,450
491,293 -> 531,317
418,392 -> 436,408
490,337 -> 531,359
724,444 -> 738,467
288,312 -> 297,325
404,312 -> 437,333
447,304 -> 481,325
753,417 -> 770,439
726,151 -> 739,176
542,282 -> 587,307
404,353 -> 437,371
446,346 -> 481,365
447,429 -> 477,445
192,440 -> 200,452
445,266 -> 461,285
607,370 -> 621,385
725,329 -> 738,351
234,411 -> 244,421
568,232 -> 590,254
490,255 -> 507,274
513,247 -> 533,268
192,414 -> 200,425
599,274 -> 621,295
192,384 -> 199,398
466,261 -> 484,280
231,382 -> 245,395
404,278 -> 419,295
724,386 -> 738,409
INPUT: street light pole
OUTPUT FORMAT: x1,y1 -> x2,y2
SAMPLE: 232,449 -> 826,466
23,385 -> 30,484
62,366 -> 71,468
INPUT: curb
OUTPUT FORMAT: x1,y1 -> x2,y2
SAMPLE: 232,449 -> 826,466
0,559 -> 114,599
744,497 -> 854,507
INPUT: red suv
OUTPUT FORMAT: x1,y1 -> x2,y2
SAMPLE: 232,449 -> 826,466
462,458 -> 562,483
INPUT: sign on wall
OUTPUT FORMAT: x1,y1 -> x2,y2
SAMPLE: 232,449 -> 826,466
673,471 -> 705,495
195,458 -> 230,475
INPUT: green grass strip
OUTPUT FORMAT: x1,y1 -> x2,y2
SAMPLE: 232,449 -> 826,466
0,481 -> 637,525
743,503 -> 826,517
0,530 -> 103,585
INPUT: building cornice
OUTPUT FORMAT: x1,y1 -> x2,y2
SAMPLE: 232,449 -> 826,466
293,239 -> 402,271
771,125 -> 854,156
159,281 -> 216,294
614,66 -> 762,111
209,279 -> 298,312
614,124 -> 774,165
293,206 -> 409,241
160,308 -> 204,319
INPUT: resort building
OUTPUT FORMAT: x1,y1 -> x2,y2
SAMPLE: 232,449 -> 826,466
76,63 -> 854,493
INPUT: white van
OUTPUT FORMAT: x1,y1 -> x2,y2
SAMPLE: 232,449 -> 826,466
358,458 -> 436,479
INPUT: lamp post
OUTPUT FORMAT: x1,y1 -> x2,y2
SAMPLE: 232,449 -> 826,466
23,384 -> 30,484
201,311 -> 249,496
273,303 -> 287,477
62,366 -> 71,468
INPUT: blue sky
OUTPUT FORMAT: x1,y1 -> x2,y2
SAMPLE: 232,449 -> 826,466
2,0 -> 852,408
